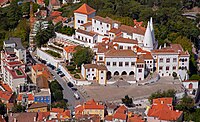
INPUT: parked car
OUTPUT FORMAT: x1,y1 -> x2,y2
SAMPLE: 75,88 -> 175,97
67,82 -> 74,88
71,87 -> 77,91
60,74 -> 65,77
57,71 -> 62,74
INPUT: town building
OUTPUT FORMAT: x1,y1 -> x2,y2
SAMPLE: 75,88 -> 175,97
1,38 -> 27,92
0,90 -> 13,103
8,112 -> 38,122
49,0 -> 61,10
182,80 -> 199,95
31,64 -> 53,84
34,88 -> 51,104
147,97 -> 183,122
17,92 -> 34,105
75,99 -> 105,120
63,45 -> 76,63
74,3 -> 190,84
27,102 -> 48,112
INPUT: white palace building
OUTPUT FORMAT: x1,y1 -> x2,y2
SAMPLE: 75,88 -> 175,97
71,3 -> 190,85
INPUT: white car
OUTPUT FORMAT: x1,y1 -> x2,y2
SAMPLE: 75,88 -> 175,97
74,92 -> 80,100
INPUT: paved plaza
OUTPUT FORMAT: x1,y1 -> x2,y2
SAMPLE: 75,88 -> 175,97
77,77 -> 184,102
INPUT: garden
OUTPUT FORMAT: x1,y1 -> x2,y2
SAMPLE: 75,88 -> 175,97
66,65 -> 81,79
45,50 -> 61,58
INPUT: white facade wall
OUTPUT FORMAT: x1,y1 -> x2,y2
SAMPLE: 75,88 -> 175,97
144,59 -> 154,72
132,33 -> 144,43
85,68 -> 97,80
74,13 -> 88,29
113,42 -> 137,50
105,57 -> 137,76
183,82 -> 199,89
92,19 -> 111,36
75,31 -> 98,44
121,32 -> 132,39
36,48 -> 63,68
12,78 -> 26,92
98,70 -> 106,85
136,64 -> 145,81
154,54 -> 179,77
179,56 -> 189,70
97,35 -> 105,43
14,48 -> 26,63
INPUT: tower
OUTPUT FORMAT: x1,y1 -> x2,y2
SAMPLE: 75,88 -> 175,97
143,21 -> 154,51
150,17 -> 155,44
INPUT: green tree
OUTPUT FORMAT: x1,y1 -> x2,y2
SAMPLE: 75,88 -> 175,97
189,74 -> 200,80
12,103 -> 26,113
148,89 -> 176,104
175,96 -> 194,113
72,46 -> 94,67
122,95 -> 133,107
0,101 -> 6,115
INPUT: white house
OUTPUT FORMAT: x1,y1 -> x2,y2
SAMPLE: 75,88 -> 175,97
81,64 -> 107,85
182,80 -> 199,95
74,3 -> 96,29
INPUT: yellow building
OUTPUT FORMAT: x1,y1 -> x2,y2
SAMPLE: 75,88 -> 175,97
27,102 -> 48,112
75,99 -> 105,120
31,64 -> 53,84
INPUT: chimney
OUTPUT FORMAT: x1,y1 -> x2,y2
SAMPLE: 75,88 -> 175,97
164,43 -> 166,48
161,101 -> 164,104
106,45 -> 108,49
10,113 -> 13,116
176,110 -> 179,112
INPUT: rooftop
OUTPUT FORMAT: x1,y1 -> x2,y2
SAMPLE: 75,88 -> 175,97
105,49 -> 137,58
4,37 -> 25,50
74,3 -> 96,15
28,102 -> 48,109
17,93 -> 34,101
63,45 -> 76,53
93,16 -> 121,25
8,112 -> 37,122
113,37 -> 138,44
76,29 -> 96,37
83,64 -> 107,70
0,90 -> 13,101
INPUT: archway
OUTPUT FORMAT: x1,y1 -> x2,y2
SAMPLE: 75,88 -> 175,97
93,77 -> 96,80
189,83 -> 193,89
107,71 -> 112,80
129,71 -> 134,76
114,71 -> 119,76
121,71 -> 127,76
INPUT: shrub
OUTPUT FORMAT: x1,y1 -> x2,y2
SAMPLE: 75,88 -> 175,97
66,65 -> 75,71
76,69 -> 81,73
70,70 -> 76,74
45,50 -> 61,58
74,74 -> 81,79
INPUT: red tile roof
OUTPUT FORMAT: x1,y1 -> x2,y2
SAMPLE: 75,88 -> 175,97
37,0 -> 44,5
105,49 -> 137,58
109,28 -> 121,34
0,81 -> 12,92
50,11 -> 62,17
17,93 -> 34,101
53,16 -> 67,24
105,115 -> 113,121
57,110 -> 71,120
63,46 -> 76,53
183,80 -> 199,82
50,0 -> 60,6
113,37 -> 138,44
38,112 -> 50,121
4,66 -> 26,79
113,113 -> 127,120
0,90 -> 13,101
153,98 -> 173,105
128,114 -> 144,122
81,22 -> 92,27
119,24 -> 146,35
147,102 -> 183,121
74,3 -> 96,15
142,52 -> 153,59
0,0 -> 8,5
51,108 -> 64,113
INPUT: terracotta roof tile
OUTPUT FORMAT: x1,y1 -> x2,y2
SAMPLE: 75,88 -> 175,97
28,102 -> 48,109
105,115 -> 113,121
17,93 -> 34,101
105,49 -> 137,58
74,3 -> 96,15
153,98 -> 173,105
113,37 -> 138,44
136,55 -> 145,63
0,90 -> 13,101
76,29 -> 96,37
50,11 -> 62,17
109,28 -> 121,34
63,46 -> 76,53
113,113 -> 127,120
38,112 -> 50,121
81,22 -> 92,27
50,0 -> 60,6
57,110 -> 71,120
119,24 -> 146,35
0,81 -> 12,92
51,108 -> 64,113
128,114 -> 144,122
93,16 -> 120,25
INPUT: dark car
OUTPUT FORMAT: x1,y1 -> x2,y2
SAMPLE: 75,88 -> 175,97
71,87 -> 77,91
67,82 -> 74,88
57,71 -> 62,74
60,74 -> 65,77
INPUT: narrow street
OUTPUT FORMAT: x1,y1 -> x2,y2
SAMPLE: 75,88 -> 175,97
29,52 -> 85,111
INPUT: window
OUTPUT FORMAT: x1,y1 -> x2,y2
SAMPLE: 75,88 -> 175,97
113,62 -> 117,66
150,61 -> 152,63
107,24 -> 109,28
185,58 -> 187,62
119,62 -> 123,67
78,20 -> 80,23
87,69 -> 90,72
119,46 -> 123,49
101,77 -> 103,79
85,38 -> 87,42
166,66 -> 169,70
78,36 -> 80,39
97,28 -> 99,31
100,22 -> 102,25
125,62 -> 129,66
173,66 -> 176,70
147,61 -> 149,63
131,62 -> 135,66
89,39 -> 91,43
166,58 -> 170,63
99,57 -> 103,60
138,69 -> 142,72
173,58 -> 177,62
94,20 -> 96,23
92,69 -> 94,71
128,46 -> 131,50
81,20 -> 84,24
101,71 -> 104,73
159,66 -> 163,70
107,62 -> 110,66
160,58 -> 163,62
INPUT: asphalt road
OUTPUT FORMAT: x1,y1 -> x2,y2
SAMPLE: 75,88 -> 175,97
28,52 -> 85,111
